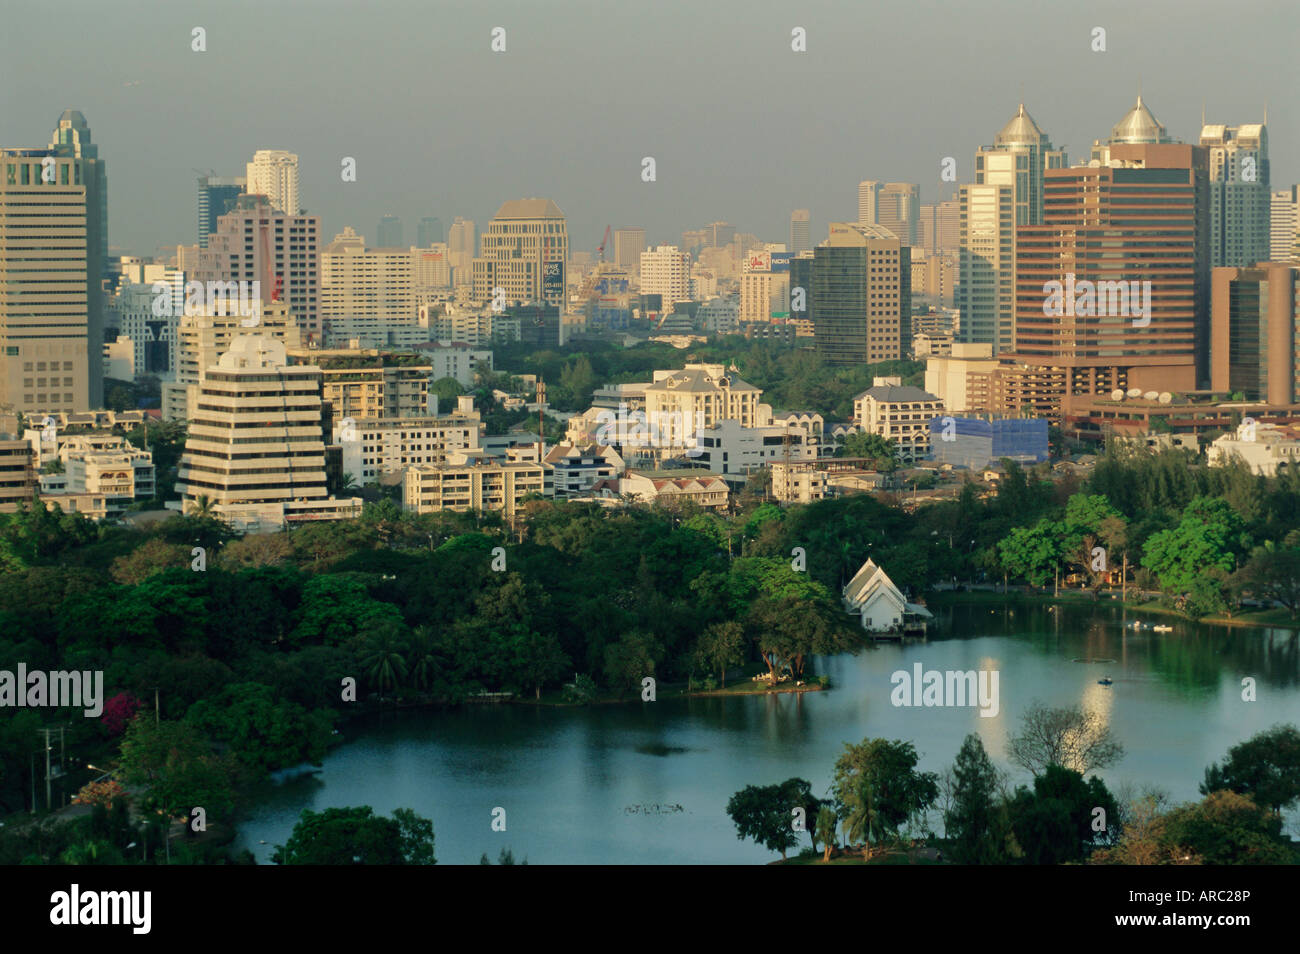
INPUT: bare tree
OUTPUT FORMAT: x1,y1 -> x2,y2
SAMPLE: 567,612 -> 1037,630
1007,700 -> 1125,776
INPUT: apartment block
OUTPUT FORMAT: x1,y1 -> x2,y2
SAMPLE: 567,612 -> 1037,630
403,450 -> 551,517
853,378 -> 946,463
337,396 -> 484,483
1210,264 -> 1300,403
811,223 -> 911,365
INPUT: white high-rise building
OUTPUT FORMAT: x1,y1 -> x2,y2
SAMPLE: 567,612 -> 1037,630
790,209 -> 811,255
858,181 -> 881,226
959,103 -> 1066,353
1271,186 -> 1300,262
245,149 -> 299,215
639,245 -> 691,306
1201,122 -> 1270,267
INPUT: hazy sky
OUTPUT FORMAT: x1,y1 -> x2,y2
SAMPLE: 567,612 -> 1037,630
3,0 -> 1296,258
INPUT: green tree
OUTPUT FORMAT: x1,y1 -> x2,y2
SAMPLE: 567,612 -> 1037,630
118,714 -> 237,836
815,804 -> 838,862
185,682 -> 332,777
511,630 -> 569,699
1141,496 -> 1244,594
1161,791 -> 1292,864
832,738 -> 939,847
944,733 -> 1009,864
1005,764 -> 1119,864
839,432 -> 898,471
1200,724 -> 1300,816
272,806 -> 412,865
694,620 -> 745,687
725,780 -> 807,861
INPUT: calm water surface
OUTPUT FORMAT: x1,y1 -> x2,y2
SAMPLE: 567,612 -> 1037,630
235,602 -> 1300,863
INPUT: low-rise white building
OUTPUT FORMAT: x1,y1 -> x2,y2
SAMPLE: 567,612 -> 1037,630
336,396 -> 484,483
852,378 -> 946,463
544,443 -> 625,497
1209,420 -> 1300,476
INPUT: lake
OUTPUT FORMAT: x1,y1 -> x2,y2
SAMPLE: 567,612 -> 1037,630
234,601 -> 1300,863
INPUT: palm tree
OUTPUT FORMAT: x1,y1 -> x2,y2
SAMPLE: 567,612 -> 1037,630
407,625 -> 440,692
361,636 -> 408,693
843,778 -> 883,859
194,494 -> 215,518
340,472 -> 359,493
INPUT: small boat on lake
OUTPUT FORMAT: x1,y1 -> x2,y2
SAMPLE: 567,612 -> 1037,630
1098,677 -> 1114,686
1153,625 -> 1173,633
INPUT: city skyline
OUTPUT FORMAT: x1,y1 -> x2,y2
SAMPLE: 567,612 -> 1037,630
3,0 -> 1295,258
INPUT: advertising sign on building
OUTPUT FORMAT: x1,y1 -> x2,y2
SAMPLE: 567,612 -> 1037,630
743,250 -> 772,273
543,261 -> 564,299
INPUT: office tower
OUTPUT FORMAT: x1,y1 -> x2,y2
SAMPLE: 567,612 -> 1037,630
1201,121 -> 1270,267
448,217 -> 476,283
639,246 -> 691,306
959,103 -> 1067,354
194,194 -> 320,338
320,227 -> 416,334
920,199 -> 960,253
790,210 -> 811,255
705,222 -> 736,248
417,216 -> 442,248
197,175 -> 246,248
878,183 -> 921,247
811,223 -> 911,365
613,228 -> 646,267
858,180 -> 881,225
789,251 -> 815,325
1210,264 -> 1300,403
49,110 -> 108,270
378,215 -> 403,248
1271,187 -> 1299,262
175,334 -> 358,527
1014,140 -> 1210,396
1,126 -> 107,413
472,199 -> 569,305
740,262 -> 789,323
245,149 -> 299,214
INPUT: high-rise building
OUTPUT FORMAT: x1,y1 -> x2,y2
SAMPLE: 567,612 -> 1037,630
857,181 -> 881,226
1089,95 -> 1175,164
1,121 -> 108,413
377,215 -> 403,248
1014,139 -> 1210,397
448,217 -> 476,285
197,175 -> 245,248
245,149 -> 299,215
417,216 -> 442,248
705,222 -> 736,248
49,110 -> 108,270
472,199 -> 568,305
639,246 -> 691,307
161,300 -> 302,421
790,209 -> 811,255
1210,264 -> 1300,403
1201,122 -> 1270,267
878,184 -> 921,247
1271,186 -> 1300,262
174,334 -> 360,529
959,104 -> 1067,354
811,223 -> 911,365
613,228 -> 646,268
194,194 -> 320,339
920,199 -> 960,253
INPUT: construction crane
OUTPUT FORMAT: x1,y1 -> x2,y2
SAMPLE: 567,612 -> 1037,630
597,225 -> 611,263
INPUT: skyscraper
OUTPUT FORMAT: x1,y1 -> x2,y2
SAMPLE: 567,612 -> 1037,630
197,175 -> 246,248
245,149 -> 299,215
417,216 -> 442,248
857,181 -> 881,226
1200,121 -> 1270,267
790,209 -> 811,255
1014,140 -> 1210,396
960,103 -> 1066,353
378,215 -> 403,248
920,199 -> 960,253
472,199 -> 568,305
195,194 -> 320,339
811,223 -> 910,365
1,114 -> 108,412
447,217 -> 476,285
49,110 -> 107,270
878,184 -> 920,247
613,228 -> 646,267
1211,264 -> 1300,403
1271,186 -> 1300,262
639,246 -> 691,306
